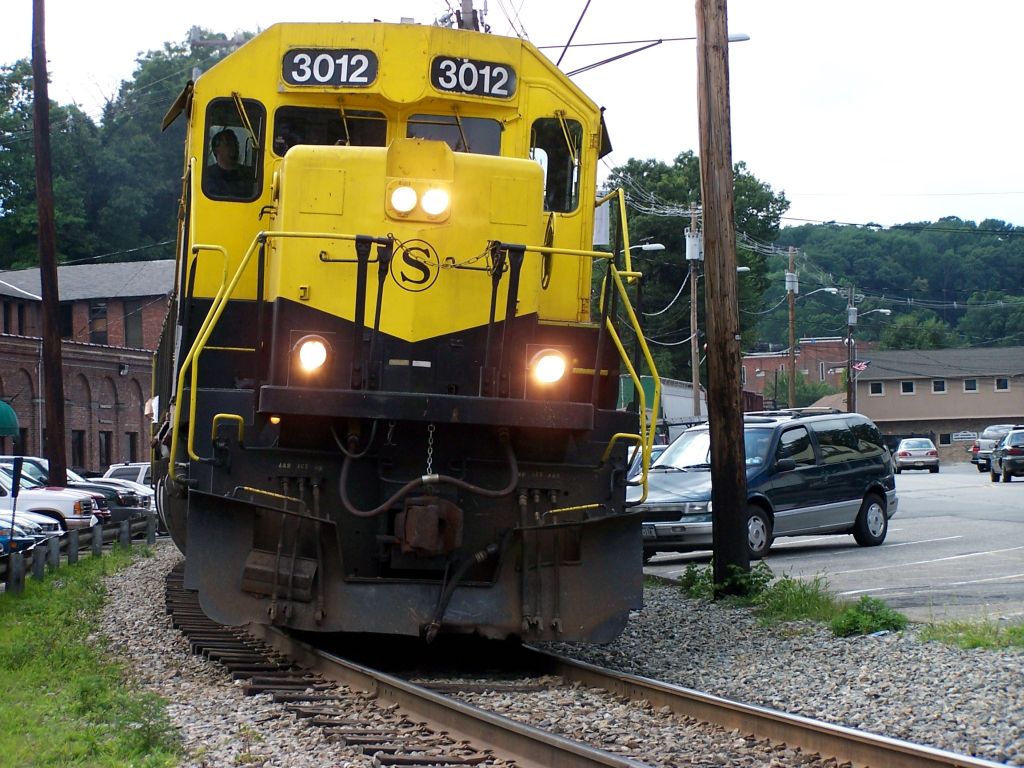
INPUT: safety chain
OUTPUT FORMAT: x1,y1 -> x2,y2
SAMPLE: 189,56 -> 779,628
426,423 -> 435,475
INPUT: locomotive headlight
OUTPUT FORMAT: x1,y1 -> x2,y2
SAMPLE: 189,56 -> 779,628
530,349 -> 567,384
390,186 -> 418,213
421,188 -> 450,216
294,335 -> 330,372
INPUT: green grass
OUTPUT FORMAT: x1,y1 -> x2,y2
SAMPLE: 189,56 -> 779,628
919,617 -> 1024,650
676,562 -> 909,637
0,545 -> 181,767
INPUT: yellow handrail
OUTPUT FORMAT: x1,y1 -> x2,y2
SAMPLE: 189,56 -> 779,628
168,243 -> 229,481
168,203 -> 661,506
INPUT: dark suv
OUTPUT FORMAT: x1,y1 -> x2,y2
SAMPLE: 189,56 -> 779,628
989,426 -> 1024,483
632,409 -> 898,560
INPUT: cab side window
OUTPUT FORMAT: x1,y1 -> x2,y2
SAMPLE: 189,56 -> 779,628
810,419 -> 860,464
776,426 -> 816,467
530,117 -> 582,213
202,98 -> 266,202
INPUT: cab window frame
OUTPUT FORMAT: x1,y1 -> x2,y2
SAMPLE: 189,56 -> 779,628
530,116 -> 583,213
201,97 -> 267,203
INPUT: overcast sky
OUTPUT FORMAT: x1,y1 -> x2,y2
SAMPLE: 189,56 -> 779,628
3,0 -> 1023,231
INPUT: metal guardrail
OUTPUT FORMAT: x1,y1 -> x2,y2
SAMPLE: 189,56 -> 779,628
1,513 -> 158,594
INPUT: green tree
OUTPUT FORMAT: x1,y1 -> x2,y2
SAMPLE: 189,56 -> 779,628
606,152 -> 789,382
0,60 -> 102,269
879,313 -> 959,350
761,371 -> 838,408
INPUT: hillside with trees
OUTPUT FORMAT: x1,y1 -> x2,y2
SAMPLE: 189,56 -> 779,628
760,219 -> 1024,349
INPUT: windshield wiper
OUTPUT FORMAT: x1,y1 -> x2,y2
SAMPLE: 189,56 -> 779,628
681,463 -> 712,470
650,465 -> 688,472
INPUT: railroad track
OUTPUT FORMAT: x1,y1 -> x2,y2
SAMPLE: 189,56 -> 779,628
166,564 -> 1002,768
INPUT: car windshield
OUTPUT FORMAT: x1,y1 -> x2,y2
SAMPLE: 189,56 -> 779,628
983,426 -> 1013,439
655,428 -> 774,470
900,439 -> 934,450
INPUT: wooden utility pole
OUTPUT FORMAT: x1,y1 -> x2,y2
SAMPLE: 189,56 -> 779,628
846,286 -> 856,413
787,246 -> 796,408
689,202 -> 701,418
32,0 -> 68,485
696,0 -> 749,586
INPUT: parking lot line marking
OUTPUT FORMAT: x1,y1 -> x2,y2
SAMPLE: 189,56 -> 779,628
838,587 -> 891,596
950,573 -> 1024,586
881,536 -> 963,547
832,545 -> 1024,575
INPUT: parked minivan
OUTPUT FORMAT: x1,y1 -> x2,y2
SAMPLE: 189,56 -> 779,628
632,409 -> 898,561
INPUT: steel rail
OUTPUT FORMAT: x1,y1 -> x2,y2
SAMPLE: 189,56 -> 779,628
523,647 -> 1003,768
248,624 -> 648,768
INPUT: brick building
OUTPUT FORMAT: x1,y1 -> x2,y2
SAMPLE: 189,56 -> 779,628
741,337 -> 874,400
0,260 -> 173,472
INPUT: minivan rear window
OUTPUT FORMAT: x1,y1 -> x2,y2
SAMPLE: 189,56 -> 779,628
810,419 -> 861,464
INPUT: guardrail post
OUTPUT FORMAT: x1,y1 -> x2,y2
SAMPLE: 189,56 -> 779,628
91,524 -> 103,557
119,520 -> 130,548
7,552 -> 25,594
146,513 -> 156,546
47,537 -> 60,571
31,549 -> 45,581
68,530 -> 79,564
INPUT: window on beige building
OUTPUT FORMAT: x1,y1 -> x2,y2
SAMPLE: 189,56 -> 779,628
932,380 -> 946,393
964,378 -> 978,392
869,381 -> 883,395
996,378 -> 1009,391
901,381 -> 915,394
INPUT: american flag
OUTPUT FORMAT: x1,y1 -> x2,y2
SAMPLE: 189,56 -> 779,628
852,360 -> 871,372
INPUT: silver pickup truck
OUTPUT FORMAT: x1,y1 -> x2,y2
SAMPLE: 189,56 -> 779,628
970,424 -> 1017,472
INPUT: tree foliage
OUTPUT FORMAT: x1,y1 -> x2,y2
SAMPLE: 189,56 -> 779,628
761,371 -> 838,409
605,152 -> 790,382
0,30 -> 240,271
757,218 -> 1024,349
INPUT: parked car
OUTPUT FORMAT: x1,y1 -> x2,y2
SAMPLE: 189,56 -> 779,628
87,477 -> 154,510
894,438 -> 939,474
0,459 -> 115,524
0,509 -> 63,539
990,426 -> 1024,483
103,462 -> 152,486
970,424 -> 1016,472
627,443 -> 668,480
0,466 -> 98,530
0,524 -> 35,555
632,410 -> 898,561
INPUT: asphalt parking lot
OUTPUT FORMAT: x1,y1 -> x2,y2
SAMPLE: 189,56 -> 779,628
644,461 -> 1024,623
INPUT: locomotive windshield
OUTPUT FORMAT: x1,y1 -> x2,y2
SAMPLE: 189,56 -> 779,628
272,106 -> 387,155
202,98 -> 265,202
407,114 -> 501,155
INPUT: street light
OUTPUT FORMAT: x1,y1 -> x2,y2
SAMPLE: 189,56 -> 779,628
846,306 -> 891,413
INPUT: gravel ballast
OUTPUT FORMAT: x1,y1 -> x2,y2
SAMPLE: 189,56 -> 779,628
99,542 -> 1023,766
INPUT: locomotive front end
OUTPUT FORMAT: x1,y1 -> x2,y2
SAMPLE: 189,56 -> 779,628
156,21 -> 658,642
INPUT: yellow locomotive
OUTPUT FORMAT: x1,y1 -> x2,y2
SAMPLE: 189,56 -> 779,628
155,18 -> 659,641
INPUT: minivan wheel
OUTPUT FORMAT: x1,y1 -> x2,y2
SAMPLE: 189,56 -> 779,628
853,493 -> 887,547
977,462 -> 987,473
1003,467 -> 1013,483
991,467 -> 1001,482
746,505 -> 773,559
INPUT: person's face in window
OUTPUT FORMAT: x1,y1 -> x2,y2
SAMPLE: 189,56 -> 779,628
213,131 -> 240,169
